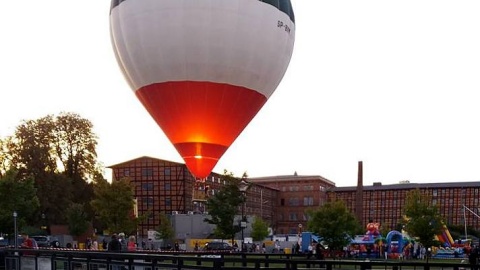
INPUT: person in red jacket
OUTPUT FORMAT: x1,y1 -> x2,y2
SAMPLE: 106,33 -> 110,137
21,234 -> 34,249
127,235 -> 136,251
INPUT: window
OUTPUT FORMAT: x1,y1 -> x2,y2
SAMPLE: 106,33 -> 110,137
142,183 -> 154,190
164,183 -> 171,190
303,197 -> 314,206
165,197 -> 171,206
303,185 -> 313,191
142,168 -> 153,176
289,213 -> 298,221
280,198 -> 285,206
142,197 -> 154,206
289,198 -> 300,206
124,169 -> 130,176
164,168 -> 171,175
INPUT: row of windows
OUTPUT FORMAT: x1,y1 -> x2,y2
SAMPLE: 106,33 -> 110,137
124,167 -> 173,177
140,197 -> 172,206
281,185 -> 328,192
432,188 -> 480,196
280,196 -> 318,206
141,182 -> 179,191
278,213 -> 309,222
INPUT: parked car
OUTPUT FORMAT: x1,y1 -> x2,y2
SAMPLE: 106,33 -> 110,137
0,237 -> 8,247
31,235 -> 60,248
203,241 -> 232,251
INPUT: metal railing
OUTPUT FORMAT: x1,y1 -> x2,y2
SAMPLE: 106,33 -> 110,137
1,248 -> 475,270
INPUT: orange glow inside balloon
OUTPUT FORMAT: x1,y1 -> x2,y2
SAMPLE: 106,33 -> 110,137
136,81 -> 267,178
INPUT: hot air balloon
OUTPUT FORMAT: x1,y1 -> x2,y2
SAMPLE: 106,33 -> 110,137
110,0 -> 295,179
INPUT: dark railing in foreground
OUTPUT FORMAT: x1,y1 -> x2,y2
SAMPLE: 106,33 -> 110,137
0,248 -> 475,270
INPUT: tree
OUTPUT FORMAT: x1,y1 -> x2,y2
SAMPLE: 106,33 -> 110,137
204,171 -> 246,241
91,177 -> 138,235
251,216 -> 269,241
155,212 -> 174,246
0,170 -> 40,234
7,112 -> 100,181
402,188 -> 443,247
4,113 -> 100,225
9,115 -> 57,178
0,136 -> 13,178
307,200 -> 361,255
66,203 -> 90,239
35,173 -> 74,225
52,112 -> 98,180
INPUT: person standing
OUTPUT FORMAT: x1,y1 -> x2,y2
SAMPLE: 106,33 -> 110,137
107,234 -> 122,252
118,233 -> 127,251
20,233 -> 37,256
127,235 -> 136,251
91,238 -> 99,250
21,234 -> 34,249
469,245 -> 479,270
102,238 -> 108,250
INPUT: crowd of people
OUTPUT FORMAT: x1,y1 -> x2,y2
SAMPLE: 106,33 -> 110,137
467,245 -> 480,269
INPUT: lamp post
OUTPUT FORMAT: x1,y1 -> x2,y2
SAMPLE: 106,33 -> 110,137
13,211 -> 18,248
238,178 -> 249,252
41,213 -> 47,231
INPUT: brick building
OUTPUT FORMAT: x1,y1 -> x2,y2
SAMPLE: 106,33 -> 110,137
329,181 -> 480,232
108,156 -> 277,238
109,156 -> 480,238
248,174 -> 335,234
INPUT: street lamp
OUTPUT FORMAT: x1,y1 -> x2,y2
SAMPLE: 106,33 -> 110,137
13,211 -> 18,248
238,178 -> 249,252
41,213 -> 47,231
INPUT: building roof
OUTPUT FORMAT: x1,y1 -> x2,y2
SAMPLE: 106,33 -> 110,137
249,174 -> 335,186
106,156 -> 185,168
332,181 -> 480,192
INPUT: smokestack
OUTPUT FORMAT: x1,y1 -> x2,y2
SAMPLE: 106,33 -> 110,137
355,161 -> 364,224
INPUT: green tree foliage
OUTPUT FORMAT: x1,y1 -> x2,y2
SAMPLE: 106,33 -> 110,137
91,177 -> 138,235
156,212 -> 174,241
0,137 -> 13,178
66,203 -> 90,238
0,112 -> 101,227
35,173 -> 73,224
402,188 -> 443,247
9,115 -> 57,178
307,200 -> 361,253
251,216 -> 269,241
8,112 -> 99,180
52,112 -> 98,180
204,171 -> 247,240
0,170 -> 40,234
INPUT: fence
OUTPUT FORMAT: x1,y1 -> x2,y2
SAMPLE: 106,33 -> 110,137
0,248 -> 475,270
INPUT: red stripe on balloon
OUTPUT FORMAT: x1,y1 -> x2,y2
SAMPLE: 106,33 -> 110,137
136,81 -> 267,178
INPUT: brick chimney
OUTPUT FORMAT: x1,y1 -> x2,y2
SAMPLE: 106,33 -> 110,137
355,161 -> 363,223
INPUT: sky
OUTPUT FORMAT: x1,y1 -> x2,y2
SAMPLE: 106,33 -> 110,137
1,1 -> 480,187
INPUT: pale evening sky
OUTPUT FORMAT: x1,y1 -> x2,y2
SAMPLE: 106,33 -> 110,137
1,1 -> 480,187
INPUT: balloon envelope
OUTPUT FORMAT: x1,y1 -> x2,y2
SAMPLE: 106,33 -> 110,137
110,0 -> 295,178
